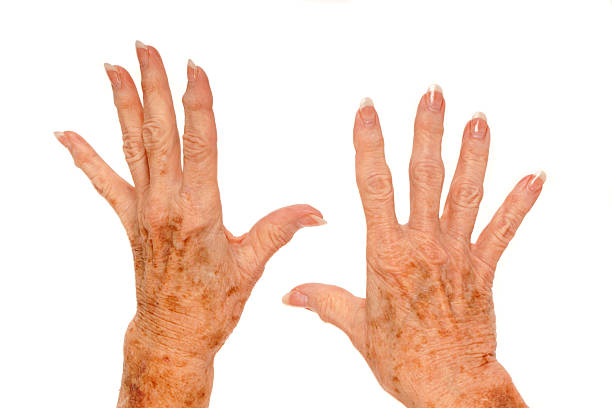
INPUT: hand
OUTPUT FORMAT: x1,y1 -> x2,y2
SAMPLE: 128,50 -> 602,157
283,87 -> 544,407
55,42 -> 325,408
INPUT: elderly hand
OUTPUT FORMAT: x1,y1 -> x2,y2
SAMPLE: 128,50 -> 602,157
55,42 -> 325,408
283,87 -> 544,407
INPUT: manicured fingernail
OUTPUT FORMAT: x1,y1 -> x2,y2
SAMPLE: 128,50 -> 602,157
528,171 -> 547,192
471,112 -> 487,138
359,97 -> 376,127
104,63 -> 121,88
135,40 -> 149,67
426,84 -> 444,112
282,291 -> 308,307
54,131 -> 71,149
297,214 -> 327,228
187,59 -> 198,82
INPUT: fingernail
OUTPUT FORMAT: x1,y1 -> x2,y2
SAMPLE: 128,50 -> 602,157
426,84 -> 444,112
54,131 -> 70,149
135,40 -> 149,67
527,171 -> 547,192
104,63 -> 121,88
297,214 -> 327,228
187,59 -> 198,82
282,291 -> 308,307
471,112 -> 487,138
359,97 -> 376,127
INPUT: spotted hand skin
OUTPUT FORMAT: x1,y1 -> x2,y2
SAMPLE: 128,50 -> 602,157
56,43 -> 325,408
283,90 -> 544,407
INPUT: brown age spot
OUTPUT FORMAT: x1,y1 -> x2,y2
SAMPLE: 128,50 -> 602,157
197,245 -> 209,264
226,286 -> 239,297
207,330 -> 225,348
169,214 -> 183,232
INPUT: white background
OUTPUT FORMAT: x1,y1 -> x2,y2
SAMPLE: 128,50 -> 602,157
1,0 -> 611,406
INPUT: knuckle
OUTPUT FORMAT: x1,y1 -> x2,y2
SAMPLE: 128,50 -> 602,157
140,78 -> 162,95
122,126 -> 146,164
89,174 -> 112,199
363,171 -> 394,201
144,200 -> 169,230
182,91 -> 211,111
142,118 -> 170,152
72,149 -> 95,169
317,295 -> 339,324
262,225 -> 293,248
492,212 -> 519,244
450,181 -> 483,209
410,159 -> 444,186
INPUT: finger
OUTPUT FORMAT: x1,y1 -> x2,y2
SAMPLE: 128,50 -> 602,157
103,63 -> 149,197
239,205 -> 326,281
473,172 -> 546,271
55,131 -> 138,238
408,84 -> 446,232
135,41 -> 182,191
353,98 -> 398,231
181,59 -> 220,208
282,283 -> 366,351
440,113 -> 490,241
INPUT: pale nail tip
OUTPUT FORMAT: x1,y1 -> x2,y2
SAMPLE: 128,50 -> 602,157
534,170 -> 547,183
135,40 -> 147,49
427,83 -> 443,94
188,59 -> 196,69
53,131 -> 64,139
103,63 -> 117,72
281,293 -> 292,305
311,214 -> 328,226
472,111 -> 487,121
359,97 -> 374,109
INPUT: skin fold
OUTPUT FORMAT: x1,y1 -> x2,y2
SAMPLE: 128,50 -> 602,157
283,89 -> 545,407
55,42 -> 326,408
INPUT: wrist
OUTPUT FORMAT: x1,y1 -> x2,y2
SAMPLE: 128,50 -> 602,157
433,361 -> 527,408
117,321 -> 215,408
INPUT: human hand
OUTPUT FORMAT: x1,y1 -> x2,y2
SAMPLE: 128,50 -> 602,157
55,41 -> 325,408
283,87 -> 544,407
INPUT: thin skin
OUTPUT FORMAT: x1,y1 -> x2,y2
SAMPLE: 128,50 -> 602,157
284,91 -> 544,407
56,43 -> 325,408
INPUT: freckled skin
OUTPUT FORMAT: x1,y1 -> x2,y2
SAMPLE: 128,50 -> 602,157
286,93 -> 544,407
57,44 -> 325,408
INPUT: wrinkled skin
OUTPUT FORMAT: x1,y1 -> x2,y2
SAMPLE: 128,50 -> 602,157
284,89 -> 545,407
56,42 -> 325,408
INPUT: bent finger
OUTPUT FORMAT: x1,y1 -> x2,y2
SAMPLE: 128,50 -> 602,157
55,131 -> 138,238
283,283 -> 366,352
181,60 -> 220,210
135,41 -> 182,192
238,205 -> 326,282
441,113 -> 490,241
353,98 -> 398,232
103,63 -> 149,197
408,85 -> 445,232
473,172 -> 546,277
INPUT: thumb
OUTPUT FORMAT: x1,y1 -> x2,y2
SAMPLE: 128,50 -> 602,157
283,283 -> 366,351
240,204 -> 326,279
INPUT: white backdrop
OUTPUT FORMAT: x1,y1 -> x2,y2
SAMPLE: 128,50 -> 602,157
1,0 -> 611,406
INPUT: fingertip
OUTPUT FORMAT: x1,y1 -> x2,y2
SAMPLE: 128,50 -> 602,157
421,83 -> 444,113
297,213 -> 327,228
282,290 -> 308,307
527,170 -> 547,192
356,96 -> 377,128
